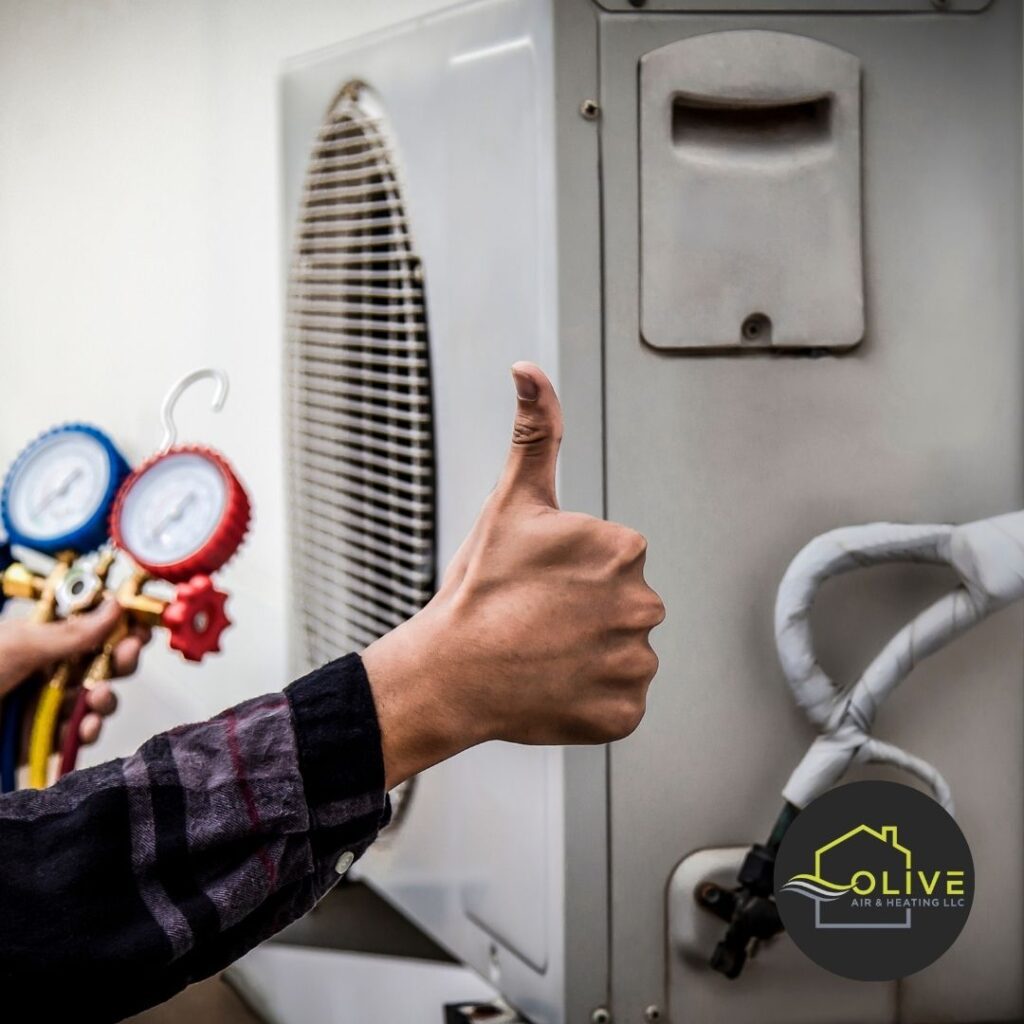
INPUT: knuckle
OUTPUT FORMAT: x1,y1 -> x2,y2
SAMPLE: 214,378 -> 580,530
602,643 -> 658,687
624,589 -> 665,630
603,646 -> 633,679
567,511 -> 602,542
512,414 -> 552,453
633,531 -> 649,559
639,646 -> 659,682
610,527 -> 647,567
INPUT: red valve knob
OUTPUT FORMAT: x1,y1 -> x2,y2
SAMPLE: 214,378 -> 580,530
162,575 -> 231,662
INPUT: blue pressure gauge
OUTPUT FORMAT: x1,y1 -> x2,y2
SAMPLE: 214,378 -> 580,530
1,424 -> 130,555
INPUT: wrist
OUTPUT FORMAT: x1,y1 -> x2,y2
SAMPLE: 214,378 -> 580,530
361,601 -> 490,790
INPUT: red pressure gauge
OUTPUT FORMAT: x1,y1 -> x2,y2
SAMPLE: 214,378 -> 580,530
110,445 -> 250,583
109,368 -> 251,662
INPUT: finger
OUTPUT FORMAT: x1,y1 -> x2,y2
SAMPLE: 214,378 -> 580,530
647,590 -> 667,629
130,622 -> 153,645
112,635 -> 145,678
78,712 -> 103,747
495,362 -> 563,509
85,681 -> 118,716
17,599 -> 121,671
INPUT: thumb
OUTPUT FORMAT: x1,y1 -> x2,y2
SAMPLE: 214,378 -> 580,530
21,598 -> 121,669
495,362 -> 563,509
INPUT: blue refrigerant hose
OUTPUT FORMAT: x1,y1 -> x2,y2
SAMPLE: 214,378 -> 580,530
0,541 -> 16,793
0,686 -> 23,793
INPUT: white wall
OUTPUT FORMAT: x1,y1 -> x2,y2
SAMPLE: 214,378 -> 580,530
0,0 -> 449,760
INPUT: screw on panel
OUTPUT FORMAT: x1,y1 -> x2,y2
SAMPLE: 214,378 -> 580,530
644,1008 -> 662,1023
629,0 -> 648,6
487,942 -> 502,986
740,312 -> 772,344
591,1010 -> 611,1024
580,99 -> 601,121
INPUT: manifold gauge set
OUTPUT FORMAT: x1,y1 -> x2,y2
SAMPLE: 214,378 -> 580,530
0,368 -> 251,792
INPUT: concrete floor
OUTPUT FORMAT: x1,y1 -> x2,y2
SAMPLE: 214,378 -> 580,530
125,975 -> 261,1024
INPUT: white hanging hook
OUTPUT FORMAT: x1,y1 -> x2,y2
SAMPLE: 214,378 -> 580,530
160,368 -> 230,451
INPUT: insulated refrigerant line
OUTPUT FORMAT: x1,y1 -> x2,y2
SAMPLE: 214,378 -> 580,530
704,509 -> 1024,979
774,510 -> 1024,815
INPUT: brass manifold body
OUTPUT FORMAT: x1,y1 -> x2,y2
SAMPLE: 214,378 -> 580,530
3,557 -> 165,626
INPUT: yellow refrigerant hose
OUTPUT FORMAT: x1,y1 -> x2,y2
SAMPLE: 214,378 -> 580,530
27,663 -> 72,789
5,552 -> 73,790
27,549 -> 115,789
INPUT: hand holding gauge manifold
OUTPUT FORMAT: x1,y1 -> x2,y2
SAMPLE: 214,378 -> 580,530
0,369 -> 250,790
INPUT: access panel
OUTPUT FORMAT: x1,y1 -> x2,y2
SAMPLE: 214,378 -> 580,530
640,30 -> 863,350
601,3 -> 1023,1021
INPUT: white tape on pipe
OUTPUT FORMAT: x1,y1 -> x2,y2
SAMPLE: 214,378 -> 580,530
775,510 -> 1024,814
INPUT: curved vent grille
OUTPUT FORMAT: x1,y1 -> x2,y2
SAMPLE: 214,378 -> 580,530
287,85 -> 436,673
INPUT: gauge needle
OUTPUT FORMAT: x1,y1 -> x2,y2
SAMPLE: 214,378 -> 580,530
150,491 -> 197,544
33,466 -> 84,518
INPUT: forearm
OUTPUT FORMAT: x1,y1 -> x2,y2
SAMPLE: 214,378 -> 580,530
0,653 -> 389,1024
361,603 -> 490,791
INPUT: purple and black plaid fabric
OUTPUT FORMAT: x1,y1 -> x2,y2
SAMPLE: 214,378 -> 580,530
0,652 -> 390,1023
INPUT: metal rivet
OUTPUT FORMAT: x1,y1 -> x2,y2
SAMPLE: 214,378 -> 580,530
580,99 -> 601,121
591,1010 -> 611,1024
644,1007 -> 662,1023
335,850 -> 355,875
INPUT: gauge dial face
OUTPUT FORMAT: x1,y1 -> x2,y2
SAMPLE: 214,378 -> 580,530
6,432 -> 112,543
117,452 -> 228,567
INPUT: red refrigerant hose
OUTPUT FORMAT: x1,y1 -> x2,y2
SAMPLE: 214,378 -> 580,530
59,687 -> 91,778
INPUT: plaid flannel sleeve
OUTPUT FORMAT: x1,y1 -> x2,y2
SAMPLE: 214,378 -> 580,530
0,543 -> 12,614
0,651 -> 391,1024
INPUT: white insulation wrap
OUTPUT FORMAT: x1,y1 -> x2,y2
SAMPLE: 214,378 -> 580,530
775,511 -> 1024,813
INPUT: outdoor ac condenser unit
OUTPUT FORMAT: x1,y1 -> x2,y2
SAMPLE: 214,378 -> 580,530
280,2 -> 1024,1022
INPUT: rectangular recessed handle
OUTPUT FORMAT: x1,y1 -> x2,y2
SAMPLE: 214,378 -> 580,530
672,94 -> 832,153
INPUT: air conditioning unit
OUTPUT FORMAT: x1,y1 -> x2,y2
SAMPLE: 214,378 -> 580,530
278,2 -> 1024,1022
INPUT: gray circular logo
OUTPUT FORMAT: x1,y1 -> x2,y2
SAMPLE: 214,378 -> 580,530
775,781 -> 973,981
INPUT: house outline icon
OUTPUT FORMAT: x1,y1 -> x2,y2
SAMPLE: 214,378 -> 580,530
813,824 -> 913,930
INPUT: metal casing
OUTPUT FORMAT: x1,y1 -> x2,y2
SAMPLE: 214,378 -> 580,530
280,2 -> 1024,1021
